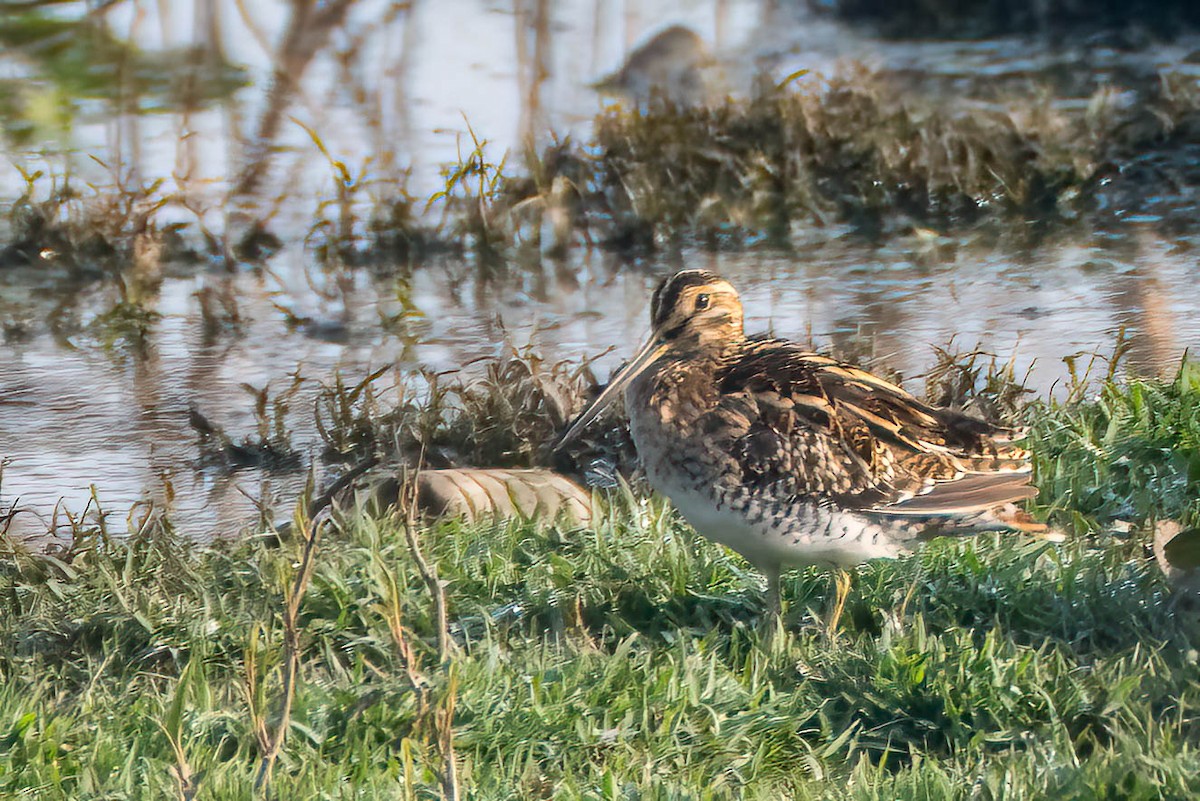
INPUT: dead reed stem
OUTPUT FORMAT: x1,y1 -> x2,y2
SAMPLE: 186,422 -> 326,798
253,503 -> 324,795
230,0 -> 358,200
399,465 -> 459,799
400,468 -> 451,664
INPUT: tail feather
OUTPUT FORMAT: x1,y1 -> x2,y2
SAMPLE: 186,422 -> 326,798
871,472 -> 1038,517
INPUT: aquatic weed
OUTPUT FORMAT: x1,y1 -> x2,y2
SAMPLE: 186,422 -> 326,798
188,375 -> 305,471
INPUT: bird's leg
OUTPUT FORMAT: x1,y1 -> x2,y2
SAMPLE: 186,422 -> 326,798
766,566 -> 782,620
761,564 -> 783,646
826,568 -> 852,636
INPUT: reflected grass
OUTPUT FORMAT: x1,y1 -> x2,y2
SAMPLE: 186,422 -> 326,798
0,6 -> 245,146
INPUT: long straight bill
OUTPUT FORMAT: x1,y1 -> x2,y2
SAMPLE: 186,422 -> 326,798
554,335 -> 669,450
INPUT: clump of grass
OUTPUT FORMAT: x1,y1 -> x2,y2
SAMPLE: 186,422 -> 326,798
425,123 -> 513,268
10,68 -> 1197,274
367,182 -> 441,264
188,377 -> 305,471
587,67 -> 1091,244
497,137 -> 594,257
921,342 -> 1034,424
367,65 -> 1200,263
315,346 -> 635,480
88,297 -> 161,353
0,166 -> 221,356
0,165 -> 175,272
1030,358 -> 1200,535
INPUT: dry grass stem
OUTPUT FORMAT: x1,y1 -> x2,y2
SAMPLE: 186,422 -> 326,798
253,496 -> 324,794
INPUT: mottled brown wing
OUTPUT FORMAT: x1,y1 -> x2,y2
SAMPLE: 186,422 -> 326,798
713,340 -> 1032,511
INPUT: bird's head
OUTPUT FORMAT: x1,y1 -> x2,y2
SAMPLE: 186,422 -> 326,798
555,269 -> 743,448
648,268 -> 744,352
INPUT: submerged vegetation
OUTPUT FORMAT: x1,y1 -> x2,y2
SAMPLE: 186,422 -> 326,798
2,351 -> 1199,797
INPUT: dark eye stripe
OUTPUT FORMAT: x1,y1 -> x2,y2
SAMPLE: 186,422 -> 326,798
651,270 -> 720,327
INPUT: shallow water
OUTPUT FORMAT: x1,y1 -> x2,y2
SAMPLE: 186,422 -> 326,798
2,1 -> 1199,543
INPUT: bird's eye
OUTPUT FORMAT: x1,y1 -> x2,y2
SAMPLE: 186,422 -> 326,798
695,293 -> 710,311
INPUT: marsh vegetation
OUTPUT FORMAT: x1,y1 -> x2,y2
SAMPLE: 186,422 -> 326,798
2,0 -> 1200,797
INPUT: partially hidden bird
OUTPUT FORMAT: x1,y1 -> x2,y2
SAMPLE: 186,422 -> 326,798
556,269 -> 1044,629
592,25 -> 716,107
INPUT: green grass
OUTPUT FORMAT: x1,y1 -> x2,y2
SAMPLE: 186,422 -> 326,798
1031,360 -> 1200,533
2,369 -> 1199,799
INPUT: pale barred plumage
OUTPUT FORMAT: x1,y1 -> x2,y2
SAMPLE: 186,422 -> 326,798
558,269 -> 1041,621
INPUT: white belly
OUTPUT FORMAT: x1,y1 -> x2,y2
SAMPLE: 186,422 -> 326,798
649,467 -> 904,570
626,381 -> 903,570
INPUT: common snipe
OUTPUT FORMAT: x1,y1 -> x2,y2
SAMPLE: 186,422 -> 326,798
558,269 -> 1041,628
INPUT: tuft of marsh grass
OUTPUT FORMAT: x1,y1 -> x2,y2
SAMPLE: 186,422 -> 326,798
586,66 -> 1128,245
0,165 -> 176,273
314,346 -> 637,483
1030,359 -> 1200,535
365,64 -> 1200,265
7,66 -> 1198,275
920,342 -> 1034,425
188,377 -> 305,472
425,122 -> 513,268
88,297 -> 161,353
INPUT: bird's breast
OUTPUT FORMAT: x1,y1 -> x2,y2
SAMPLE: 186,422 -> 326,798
624,362 -> 751,499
